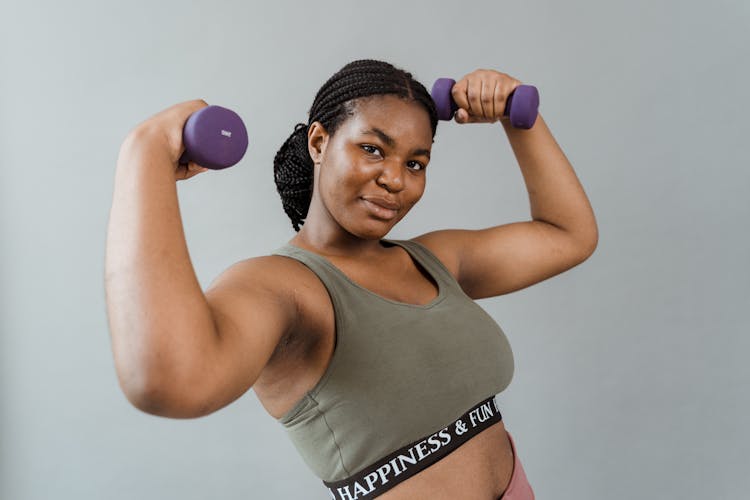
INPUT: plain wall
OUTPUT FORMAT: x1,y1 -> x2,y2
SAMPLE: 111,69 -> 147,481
1,1 -> 748,498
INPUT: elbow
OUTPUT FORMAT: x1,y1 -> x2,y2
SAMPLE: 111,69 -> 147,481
579,228 -> 599,260
122,382 -> 171,417
588,223 -> 599,254
116,366 -> 209,419
109,324 -> 220,419
116,367 -> 170,416
111,348 -> 166,415
583,230 -> 598,257
567,226 -> 598,263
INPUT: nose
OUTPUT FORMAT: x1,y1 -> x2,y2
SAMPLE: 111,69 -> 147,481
376,160 -> 405,192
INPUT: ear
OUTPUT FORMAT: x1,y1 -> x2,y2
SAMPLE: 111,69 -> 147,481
307,121 -> 329,165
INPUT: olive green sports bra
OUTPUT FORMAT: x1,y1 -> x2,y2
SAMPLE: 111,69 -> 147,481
271,238 -> 514,496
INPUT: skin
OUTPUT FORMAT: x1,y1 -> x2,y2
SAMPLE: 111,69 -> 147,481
292,94 -> 433,256
105,69 -> 598,499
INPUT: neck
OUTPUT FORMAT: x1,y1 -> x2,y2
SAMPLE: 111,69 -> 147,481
289,199 -> 391,259
290,224 -> 389,259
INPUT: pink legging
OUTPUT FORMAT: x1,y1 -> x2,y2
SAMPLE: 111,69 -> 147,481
498,431 -> 535,500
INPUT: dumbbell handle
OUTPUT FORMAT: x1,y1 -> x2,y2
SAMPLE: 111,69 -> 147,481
431,78 -> 539,129
178,105 -> 248,170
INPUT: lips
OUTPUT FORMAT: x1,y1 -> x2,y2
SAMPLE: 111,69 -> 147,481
361,196 -> 400,220
361,196 -> 400,210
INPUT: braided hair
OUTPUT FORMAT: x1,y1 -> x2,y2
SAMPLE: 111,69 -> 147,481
273,59 -> 438,232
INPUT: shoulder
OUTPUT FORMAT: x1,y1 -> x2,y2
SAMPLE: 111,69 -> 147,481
408,229 -> 470,281
208,254 -> 303,297
207,252 -> 329,314
206,252 -> 334,347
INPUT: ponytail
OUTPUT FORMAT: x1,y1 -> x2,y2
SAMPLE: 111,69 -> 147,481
273,60 -> 437,232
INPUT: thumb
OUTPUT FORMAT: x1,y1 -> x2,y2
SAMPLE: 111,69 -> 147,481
454,108 -> 469,124
176,161 -> 210,181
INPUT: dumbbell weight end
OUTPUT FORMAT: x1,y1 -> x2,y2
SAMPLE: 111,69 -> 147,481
178,105 -> 249,170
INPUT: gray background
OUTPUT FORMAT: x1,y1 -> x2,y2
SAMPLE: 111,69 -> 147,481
1,0 -> 747,499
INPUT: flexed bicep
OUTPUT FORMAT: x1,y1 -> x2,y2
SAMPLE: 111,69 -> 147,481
414,223 -> 594,300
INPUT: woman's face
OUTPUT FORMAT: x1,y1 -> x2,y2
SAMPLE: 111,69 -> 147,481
308,95 -> 434,240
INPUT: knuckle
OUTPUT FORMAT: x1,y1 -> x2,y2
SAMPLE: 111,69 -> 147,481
187,99 -> 209,111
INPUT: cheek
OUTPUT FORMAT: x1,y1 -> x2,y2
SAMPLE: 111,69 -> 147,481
408,178 -> 426,203
322,160 -> 367,194
317,166 -> 357,214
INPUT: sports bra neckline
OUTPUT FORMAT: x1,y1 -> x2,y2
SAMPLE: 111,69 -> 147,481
282,239 -> 447,309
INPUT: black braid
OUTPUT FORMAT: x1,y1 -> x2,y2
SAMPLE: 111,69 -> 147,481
273,123 -> 311,232
273,59 -> 438,232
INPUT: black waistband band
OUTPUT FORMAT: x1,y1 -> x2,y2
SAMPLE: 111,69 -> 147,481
323,394 -> 503,500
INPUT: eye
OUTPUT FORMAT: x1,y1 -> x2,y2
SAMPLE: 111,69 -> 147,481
361,144 -> 382,157
407,160 -> 426,172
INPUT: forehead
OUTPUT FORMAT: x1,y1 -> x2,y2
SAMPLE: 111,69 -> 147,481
340,95 -> 433,144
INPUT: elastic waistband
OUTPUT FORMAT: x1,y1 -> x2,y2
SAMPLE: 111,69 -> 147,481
323,394 -> 503,500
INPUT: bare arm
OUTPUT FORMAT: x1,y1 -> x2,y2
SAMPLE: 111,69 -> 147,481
104,100 -> 294,417
415,70 -> 598,299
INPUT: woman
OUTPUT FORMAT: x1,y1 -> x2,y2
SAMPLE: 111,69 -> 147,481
105,59 -> 597,499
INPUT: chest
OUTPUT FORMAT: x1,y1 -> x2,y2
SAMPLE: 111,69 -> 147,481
254,239 -> 516,422
331,252 -> 442,306
273,275 -> 515,487
252,257 -> 441,418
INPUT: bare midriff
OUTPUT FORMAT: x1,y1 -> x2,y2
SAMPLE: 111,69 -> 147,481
377,420 -> 515,499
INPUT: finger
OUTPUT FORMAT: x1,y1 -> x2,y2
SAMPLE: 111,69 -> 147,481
151,99 -> 208,133
454,108 -> 469,124
450,79 -> 470,113
171,99 -> 209,123
189,161 -> 209,176
176,161 -> 209,181
156,100 -> 210,164
480,80 -> 494,120
451,79 -> 474,124
175,164 -> 189,181
493,80 -> 504,120
502,80 -> 523,121
486,80 -> 495,120
467,79 -> 483,121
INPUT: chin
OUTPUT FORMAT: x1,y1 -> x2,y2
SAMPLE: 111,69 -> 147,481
352,227 -> 391,241
349,219 -> 397,240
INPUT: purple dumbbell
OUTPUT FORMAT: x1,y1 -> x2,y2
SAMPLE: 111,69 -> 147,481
431,78 -> 539,129
178,105 -> 249,170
